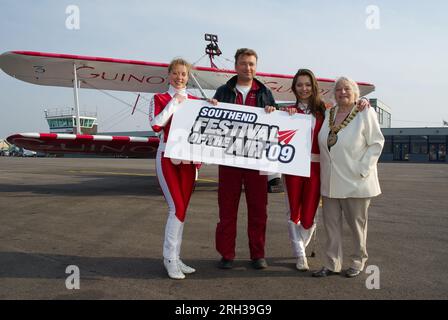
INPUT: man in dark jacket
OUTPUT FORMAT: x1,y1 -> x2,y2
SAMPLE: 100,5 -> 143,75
213,48 -> 277,269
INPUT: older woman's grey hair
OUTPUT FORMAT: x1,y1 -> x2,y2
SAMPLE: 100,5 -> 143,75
333,76 -> 360,102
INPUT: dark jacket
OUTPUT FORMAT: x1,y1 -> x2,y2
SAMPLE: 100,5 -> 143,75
213,75 -> 277,108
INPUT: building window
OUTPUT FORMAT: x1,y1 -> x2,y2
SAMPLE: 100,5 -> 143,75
374,106 -> 382,125
428,135 -> 447,162
439,144 -> 446,161
392,135 -> 410,161
384,112 -> 391,128
411,136 -> 428,154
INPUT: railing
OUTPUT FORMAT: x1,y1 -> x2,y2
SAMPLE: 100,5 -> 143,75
44,108 -> 97,118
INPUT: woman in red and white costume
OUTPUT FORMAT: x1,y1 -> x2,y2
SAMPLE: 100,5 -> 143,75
285,69 -> 326,272
269,69 -> 325,271
149,58 -> 198,280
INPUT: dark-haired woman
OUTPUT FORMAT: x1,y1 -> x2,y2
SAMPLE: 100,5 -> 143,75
267,69 -> 324,271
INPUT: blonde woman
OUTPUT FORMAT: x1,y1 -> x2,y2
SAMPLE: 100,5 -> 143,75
313,77 -> 384,278
149,58 -> 199,280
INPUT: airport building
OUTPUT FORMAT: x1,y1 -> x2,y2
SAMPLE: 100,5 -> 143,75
370,98 -> 392,129
44,108 -> 98,134
380,127 -> 448,163
368,98 -> 447,163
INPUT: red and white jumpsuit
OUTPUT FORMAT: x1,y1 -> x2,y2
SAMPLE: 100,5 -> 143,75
283,105 -> 324,258
149,86 -> 198,261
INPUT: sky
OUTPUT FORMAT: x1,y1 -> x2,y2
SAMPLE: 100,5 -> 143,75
1,0 -> 447,138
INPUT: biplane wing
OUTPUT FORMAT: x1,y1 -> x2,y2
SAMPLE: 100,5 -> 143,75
1,50 -> 375,155
0,51 -> 375,102
6,133 -> 159,158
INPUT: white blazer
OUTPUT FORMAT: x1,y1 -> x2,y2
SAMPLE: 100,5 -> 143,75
318,106 -> 384,198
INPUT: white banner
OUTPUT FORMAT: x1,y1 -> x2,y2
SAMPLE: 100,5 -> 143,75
164,100 -> 312,177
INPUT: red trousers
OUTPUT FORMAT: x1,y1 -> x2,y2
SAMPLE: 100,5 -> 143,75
283,162 -> 320,229
216,165 -> 268,260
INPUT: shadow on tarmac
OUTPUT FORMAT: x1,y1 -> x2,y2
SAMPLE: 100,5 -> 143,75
0,175 -> 218,197
0,251 -> 318,280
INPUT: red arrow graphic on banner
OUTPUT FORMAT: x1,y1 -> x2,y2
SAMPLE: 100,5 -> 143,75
278,129 -> 298,145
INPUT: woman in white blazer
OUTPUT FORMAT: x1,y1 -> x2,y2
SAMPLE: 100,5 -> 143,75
313,76 -> 384,278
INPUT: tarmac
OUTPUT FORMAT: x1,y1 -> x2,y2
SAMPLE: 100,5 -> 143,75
0,157 -> 447,300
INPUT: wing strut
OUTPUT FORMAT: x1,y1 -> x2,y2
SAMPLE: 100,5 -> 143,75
73,63 -> 81,134
132,93 -> 140,115
189,71 -> 208,99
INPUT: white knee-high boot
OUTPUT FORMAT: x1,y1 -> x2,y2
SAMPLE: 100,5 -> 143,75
163,215 -> 184,279
287,220 -> 305,257
299,223 -> 316,248
288,220 -> 309,271
175,221 -> 183,260
176,222 -> 195,274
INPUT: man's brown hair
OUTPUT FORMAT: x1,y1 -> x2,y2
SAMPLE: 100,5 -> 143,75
234,48 -> 258,64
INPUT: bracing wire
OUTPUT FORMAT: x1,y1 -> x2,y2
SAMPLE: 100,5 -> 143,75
80,79 -> 153,132
82,80 -> 150,116
216,55 -> 235,70
191,53 -> 208,67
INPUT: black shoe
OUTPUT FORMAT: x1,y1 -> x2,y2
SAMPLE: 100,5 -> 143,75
267,178 -> 283,193
218,258 -> 234,269
345,267 -> 361,278
312,267 -> 339,277
251,258 -> 268,269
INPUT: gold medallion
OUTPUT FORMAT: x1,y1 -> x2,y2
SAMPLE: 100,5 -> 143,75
327,105 -> 359,149
327,131 -> 338,148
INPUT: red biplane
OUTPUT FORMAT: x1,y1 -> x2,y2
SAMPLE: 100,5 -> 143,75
0,40 -> 375,158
